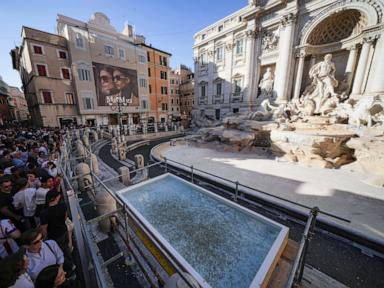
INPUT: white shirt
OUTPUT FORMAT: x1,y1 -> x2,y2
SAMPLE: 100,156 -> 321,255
26,240 -> 64,281
12,188 -> 37,217
35,187 -> 49,205
0,219 -> 19,258
9,273 -> 34,288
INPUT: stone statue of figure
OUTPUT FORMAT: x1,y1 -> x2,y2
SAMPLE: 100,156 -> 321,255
258,68 -> 274,99
306,54 -> 339,113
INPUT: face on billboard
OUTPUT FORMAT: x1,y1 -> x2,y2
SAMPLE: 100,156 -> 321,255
94,63 -> 139,106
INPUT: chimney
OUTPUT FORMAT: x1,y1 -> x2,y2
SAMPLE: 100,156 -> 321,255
134,35 -> 146,45
122,22 -> 134,38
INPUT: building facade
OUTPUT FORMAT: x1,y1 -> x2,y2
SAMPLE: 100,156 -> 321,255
193,0 -> 384,119
177,65 -> 194,127
138,43 -> 172,124
8,86 -> 29,122
169,70 -> 181,121
57,13 -> 150,127
12,27 -> 78,127
0,76 -> 11,125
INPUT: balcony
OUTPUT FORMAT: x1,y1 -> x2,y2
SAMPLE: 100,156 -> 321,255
231,92 -> 243,103
213,94 -> 224,104
199,97 -> 208,105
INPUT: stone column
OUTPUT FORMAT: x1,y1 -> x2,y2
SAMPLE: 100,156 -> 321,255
274,13 -> 296,103
293,50 -> 306,100
244,20 -> 257,109
352,38 -> 373,95
345,45 -> 358,75
367,34 -> 384,93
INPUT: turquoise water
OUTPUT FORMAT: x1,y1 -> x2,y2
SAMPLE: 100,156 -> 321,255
121,175 -> 281,288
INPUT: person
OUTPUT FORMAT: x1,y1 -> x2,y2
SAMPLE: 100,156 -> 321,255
0,218 -> 20,259
0,176 -> 22,225
99,67 -> 116,96
20,228 -> 64,281
35,176 -> 54,217
12,178 -> 37,229
0,247 -> 34,288
112,68 -> 139,106
39,190 -> 74,276
35,264 -> 67,288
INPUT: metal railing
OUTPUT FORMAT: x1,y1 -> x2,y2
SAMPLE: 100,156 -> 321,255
59,131 -> 199,288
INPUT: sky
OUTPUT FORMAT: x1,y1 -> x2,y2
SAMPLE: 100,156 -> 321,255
0,0 -> 246,88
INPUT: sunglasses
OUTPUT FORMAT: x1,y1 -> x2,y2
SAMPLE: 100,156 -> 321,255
32,237 -> 43,245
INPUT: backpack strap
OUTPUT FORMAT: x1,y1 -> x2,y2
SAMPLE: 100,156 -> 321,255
44,241 -> 59,264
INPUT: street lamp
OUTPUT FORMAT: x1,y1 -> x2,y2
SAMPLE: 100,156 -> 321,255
108,96 -> 128,135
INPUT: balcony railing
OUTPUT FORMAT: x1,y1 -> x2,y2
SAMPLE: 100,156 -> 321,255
231,92 -> 243,103
199,97 -> 208,105
213,94 -> 224,104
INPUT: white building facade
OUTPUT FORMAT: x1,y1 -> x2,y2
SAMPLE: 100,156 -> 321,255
57,13 -> 150,127
193,0 -> 384,119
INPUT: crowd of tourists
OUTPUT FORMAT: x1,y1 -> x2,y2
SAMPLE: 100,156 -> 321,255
0,128 -> 76,288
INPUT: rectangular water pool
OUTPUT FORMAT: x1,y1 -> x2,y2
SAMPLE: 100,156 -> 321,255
117,173 -> 288,288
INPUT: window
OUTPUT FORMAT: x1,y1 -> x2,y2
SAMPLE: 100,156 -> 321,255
202,34 -> 206,40
142,100 -> 147,109
161,86 -> 168,95
139,78 -> 147,88
236,39 -> 244,55
33,45 -> 43,54
170,79 -> 174,84
201,85 -> 206,97
218,25 -> 223,32
160,71 -> 167,80
83,97 -> 94,110
58,50 -> 67,59
149,85 -> 152,94
138,55 -> 146,63
75,33 -> 84,48
61,68 -> 71,80
148,68 -> 151,77
176,89 -> 180,94
119,49 -> 125,59
216,46 -> 223,61
176,99 -> 179,104
65,93 -> 75,104
78,69 -> 91,81
200,52 -> 207,65
162,103 -> 168,111
42,91 -> 52,104
171,99 -> 174,104
215,109 -> 221,120
147,51 -> 150,62
234,79 -> 241,94
36,64 -> 47,76
159,56 -> 167,66
216,82 -> 222,95
104,45 -> 114,56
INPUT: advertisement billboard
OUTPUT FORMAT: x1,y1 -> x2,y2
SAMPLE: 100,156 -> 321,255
93,62 -> 139,106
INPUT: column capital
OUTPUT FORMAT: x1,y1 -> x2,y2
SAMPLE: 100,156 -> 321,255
346,44 -> 358,51
280,13 -> 296,27
295,50 -> 306,58
246,27 -> 261,39
362,35 -> 378,45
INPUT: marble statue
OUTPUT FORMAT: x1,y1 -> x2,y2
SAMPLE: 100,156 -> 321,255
303,54 -> 339,113
258,68 -> 274,99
